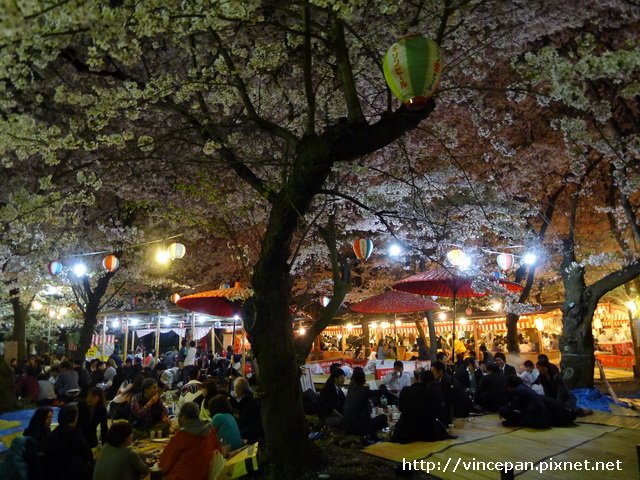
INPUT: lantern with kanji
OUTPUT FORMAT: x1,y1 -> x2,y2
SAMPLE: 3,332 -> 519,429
496,253 -> 514,271
170,293 -> 181,303
168,242 -> 186,260
48,260 -> 63,275
383,35 -> 443,110
353,238 -> 373,261
102,254 -> 119,272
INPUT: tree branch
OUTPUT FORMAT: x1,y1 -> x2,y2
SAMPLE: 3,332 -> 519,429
329,16 -> 365,124
302,4 -> 316,135
590,260 -> 640,302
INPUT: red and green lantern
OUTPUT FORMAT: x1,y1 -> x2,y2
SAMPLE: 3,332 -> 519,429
383,35 -> 443,110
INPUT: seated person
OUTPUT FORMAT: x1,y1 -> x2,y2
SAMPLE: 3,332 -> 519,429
499,375 -> 551,428
519,360 -> 539,387
129,378 -> 170,434
22,407 -> 54,480
431,361 -> 472,421
233,377 -> 264,443
475,363 -> 508,412
54,360 -> 80,401
93,422 -> 149,480
178,368 -> 203,408
380,361 -> 412,396
44,405 -> 94,480
494,352 -> 516,376
455,358 -> 482,399
392,370 -> 449,443
343,368 -> 387,440
159,402 -> 221,479
209,394 -> 243,451
76,387 -> 109,448
318,368 -> 346,428
534,358 -> 590,417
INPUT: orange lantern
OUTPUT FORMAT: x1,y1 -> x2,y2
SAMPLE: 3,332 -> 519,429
170,293 -> 181,303
102,254 -> 119,272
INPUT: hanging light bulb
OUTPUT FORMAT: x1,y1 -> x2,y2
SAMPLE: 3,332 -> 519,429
155,248 -> 171,265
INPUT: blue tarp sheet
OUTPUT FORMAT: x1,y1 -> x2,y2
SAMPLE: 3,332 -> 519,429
572,388 -> 624,413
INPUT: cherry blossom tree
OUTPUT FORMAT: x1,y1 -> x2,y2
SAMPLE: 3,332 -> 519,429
1,0 -> 637,475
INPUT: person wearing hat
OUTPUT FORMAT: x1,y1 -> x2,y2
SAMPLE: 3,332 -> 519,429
129,378 -> 170,434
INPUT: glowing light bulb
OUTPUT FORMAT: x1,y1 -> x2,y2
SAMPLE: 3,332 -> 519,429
299,327 -> 306,335
388,244 -> 402,257
156,249 -> 171,264
438,312 -> 447,321
72,263 -> 87,277
523,253 -> 537,265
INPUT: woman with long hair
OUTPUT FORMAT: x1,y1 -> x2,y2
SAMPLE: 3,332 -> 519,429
77,387 -> 109,447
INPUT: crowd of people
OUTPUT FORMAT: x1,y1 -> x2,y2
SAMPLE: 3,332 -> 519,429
314,351 -> 592,446
1,340 -> 263,480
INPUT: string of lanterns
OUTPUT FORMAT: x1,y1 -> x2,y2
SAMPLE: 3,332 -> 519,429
46,241 -> 187,277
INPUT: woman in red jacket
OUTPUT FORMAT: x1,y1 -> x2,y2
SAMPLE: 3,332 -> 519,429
159,402 -> 221,480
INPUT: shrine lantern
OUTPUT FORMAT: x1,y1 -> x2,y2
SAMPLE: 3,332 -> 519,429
102,254 -> 119,272
353,238 -> 373,261
168,242 -> 186,260
48,260 -> 63,275
383,35 -> 443,110
496,253 -> 514,271
170,293 -> 181,303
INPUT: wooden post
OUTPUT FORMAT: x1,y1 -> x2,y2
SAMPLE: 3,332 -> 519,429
155,314 -> 160,360
211,326 -> 215,355
123,316 -> 129,359
102,316 -> 107,359
241,328 -> 246,377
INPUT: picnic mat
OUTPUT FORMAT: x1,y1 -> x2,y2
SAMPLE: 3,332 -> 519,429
364,416 -> 640,480
363,414 -> 520,462
576,410 -> 640,430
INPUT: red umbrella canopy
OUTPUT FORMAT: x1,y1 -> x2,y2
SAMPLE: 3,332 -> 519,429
176,282 -> 253,317
393,268 -> 523,298
350,290 -> 440,314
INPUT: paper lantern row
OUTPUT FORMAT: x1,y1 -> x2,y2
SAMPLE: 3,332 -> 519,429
48,254 -> 120,275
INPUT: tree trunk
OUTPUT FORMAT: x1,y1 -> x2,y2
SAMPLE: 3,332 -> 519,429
9,288 -> 28,361
251,274 -> 310,479
424,311 -> 438,361
559,246 -> 595,389
0,358 -> 16,413
362,321 -> 371,358
506,312 -> 520,354
76,306 -> 100,361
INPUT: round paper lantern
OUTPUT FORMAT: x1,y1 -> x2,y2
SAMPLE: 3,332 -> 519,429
170,293 -> 181,303
465,307 -> 473,316
48,260 -> 63,275
496,253 -> 514,271
383,35 -> 443,110
353,238 -> 373,261
446,249 -> 465,266
102,254 -> 119,272
168,242 -> 186,260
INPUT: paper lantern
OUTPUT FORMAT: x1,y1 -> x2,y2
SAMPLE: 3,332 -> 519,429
446,249 -> 465,266
383,35 -> 443,110
170,293 -> 181,303
465,307 -> 472,316
353,238 -> 373,261
321,296 -> 331,307
496,253 -> 514,271
48,260 -> 63,275
168,242 -> 186,260
102,254 -> 119,272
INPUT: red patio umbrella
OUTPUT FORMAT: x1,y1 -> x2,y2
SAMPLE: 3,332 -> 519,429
176,281 -> 253,317
350,289 -> 440,314
393,268 -> 523,346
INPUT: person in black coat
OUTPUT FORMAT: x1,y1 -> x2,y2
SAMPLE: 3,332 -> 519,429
431,361 -> 472,421
392,370 -> 449,443
455,358 -> 483,399
233,377 -> 263,443
494,352 -> 516,376
318,368 -> 346,427
343,368 -> 387,437
499,375 -> 553,428
44,404 -> 94,480
23,407 -> 53,480
476,363 -> 508,412
76,387 -> 109,448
